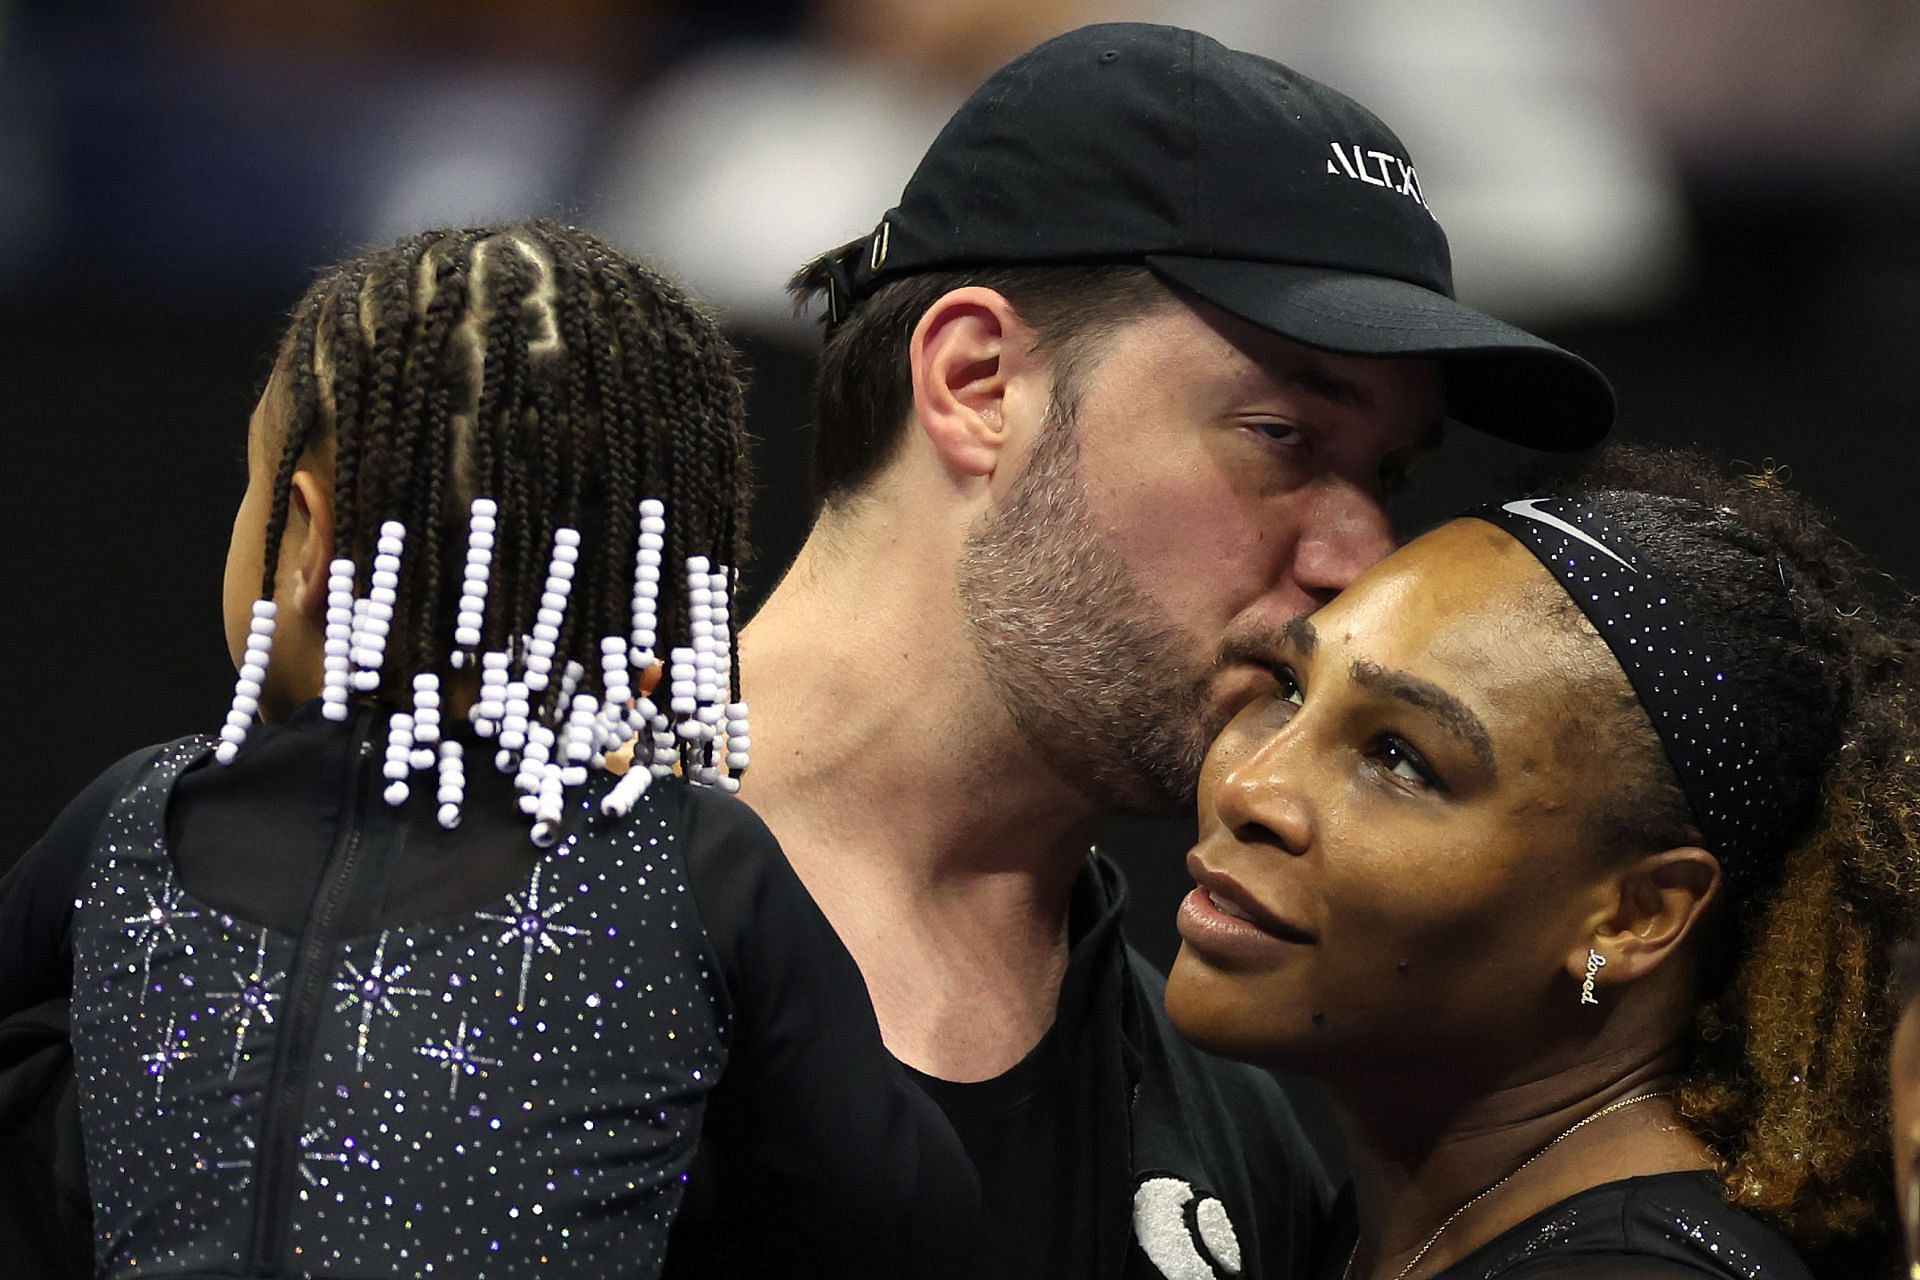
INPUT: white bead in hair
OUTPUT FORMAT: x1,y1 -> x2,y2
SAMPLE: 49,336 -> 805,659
495,678 -> 531,773
435,740 -> 465,830
349,596 -> 371,675
451,498 -> 497,668
630,499 -> 665,666
650,709 -> 678,780
562,693 -> 596,786
515,721 -> 555,810
555,659 -> 585,715
669,647 -> 699,743
725,699 -> 751,781
410,673 -> 440,770
382,712 -> 415,806
473,651 -> 509,738
599,761 -> 653,816
216,600 -> 278,765
701,567 -> 732,740
321,559 -> 356,722
524,528 -> 579,693
530,763 -> 567,848
352,522 -> 406,693
599,629 -> 629,721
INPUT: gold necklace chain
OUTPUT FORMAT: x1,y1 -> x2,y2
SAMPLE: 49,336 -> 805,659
1342,1090 -> 1675,1280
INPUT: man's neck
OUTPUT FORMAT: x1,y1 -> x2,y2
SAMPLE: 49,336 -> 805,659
1335,1040 -> 1712,1280
735,522 -> 1104,1080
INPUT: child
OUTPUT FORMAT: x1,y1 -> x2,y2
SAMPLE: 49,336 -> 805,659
0,222 -> 976,1278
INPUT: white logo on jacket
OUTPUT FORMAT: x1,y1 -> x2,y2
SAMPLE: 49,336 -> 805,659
1133,1175 -> 1242,1278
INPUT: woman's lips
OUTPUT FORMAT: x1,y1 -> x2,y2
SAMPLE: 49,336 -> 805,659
1177,852 -> 1316,963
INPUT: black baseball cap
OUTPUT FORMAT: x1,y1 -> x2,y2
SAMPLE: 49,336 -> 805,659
836,23 -> 1614,451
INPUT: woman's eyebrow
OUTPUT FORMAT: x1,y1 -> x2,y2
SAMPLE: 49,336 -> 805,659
1348,658 -> 1498,775
1279,615 -> 1318,659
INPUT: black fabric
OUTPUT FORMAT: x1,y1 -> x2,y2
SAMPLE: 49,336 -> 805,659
664,791 -> 983,1278
901,874 -> 1111,1280
1,744 -> 164,1017
663,851 -> 1328,1280
906,1027 -> 1097,1280
912,853 -> 1332,1280
163,700 -> 555,933
837,22 -> 1614,449
1319,1172 -> 1814,1280
0,701 -> 977,1279
0,999 -> 91,1280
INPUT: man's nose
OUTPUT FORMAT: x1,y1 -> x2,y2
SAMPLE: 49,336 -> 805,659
1288,477 -> 1393,604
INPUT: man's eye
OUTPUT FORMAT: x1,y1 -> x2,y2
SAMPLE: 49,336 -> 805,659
1274,665 -> 1305,706
1249,421 -> 1306,447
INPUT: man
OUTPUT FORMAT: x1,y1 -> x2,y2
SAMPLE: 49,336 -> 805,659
672,21 -> 1615,1280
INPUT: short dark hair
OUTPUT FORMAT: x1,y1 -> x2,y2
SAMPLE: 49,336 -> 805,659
788,240 -> 1172,504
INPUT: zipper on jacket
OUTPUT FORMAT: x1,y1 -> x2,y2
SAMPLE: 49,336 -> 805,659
246,709 -> 378,1271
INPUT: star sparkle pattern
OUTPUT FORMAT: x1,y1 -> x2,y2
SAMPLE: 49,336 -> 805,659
415,1014 -> 501,1101
139,1012 -> 193,1099
474,862 -> 587,1009
298,1123 -> 379,1186
332,932 -> 431,1071
121,872 -> 201,1002
192,1130 -> 257,1175
206,928 -> 286,1079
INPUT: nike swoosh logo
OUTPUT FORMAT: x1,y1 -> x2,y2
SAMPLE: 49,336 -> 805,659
1500,499 -> 1642,575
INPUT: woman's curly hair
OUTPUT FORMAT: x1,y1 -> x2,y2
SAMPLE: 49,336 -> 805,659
1545,445 -> 1920,1262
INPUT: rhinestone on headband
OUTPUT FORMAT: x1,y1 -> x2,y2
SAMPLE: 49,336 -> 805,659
1469,496 -> 1778,865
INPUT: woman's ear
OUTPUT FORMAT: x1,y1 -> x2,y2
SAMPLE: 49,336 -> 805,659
907,286 -> 1037,485
286,468 -> 336,624
1574,847 -> 1723,991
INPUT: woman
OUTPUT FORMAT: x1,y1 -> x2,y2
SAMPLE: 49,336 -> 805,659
1167,447 -> 1918,1279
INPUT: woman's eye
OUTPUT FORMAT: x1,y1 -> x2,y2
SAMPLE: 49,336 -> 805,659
1375,736 -> 1441,791
1274,665 -> 1305,706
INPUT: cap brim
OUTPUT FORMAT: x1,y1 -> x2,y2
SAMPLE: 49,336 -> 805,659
1146,255 -> 1614,452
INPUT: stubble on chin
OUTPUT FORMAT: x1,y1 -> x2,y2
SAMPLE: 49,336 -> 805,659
955,416 -> 1230,816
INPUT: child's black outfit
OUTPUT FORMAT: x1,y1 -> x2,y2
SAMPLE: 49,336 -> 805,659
1,699 -> 977,1278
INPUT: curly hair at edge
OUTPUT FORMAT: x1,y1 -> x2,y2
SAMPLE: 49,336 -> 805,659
1539,444 -> 1920,1261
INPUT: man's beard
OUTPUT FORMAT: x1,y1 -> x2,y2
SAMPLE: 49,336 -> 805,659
956,404 -> 1228,815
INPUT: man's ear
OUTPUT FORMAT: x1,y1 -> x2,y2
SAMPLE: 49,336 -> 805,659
286,468 -> 336,624
1574,846 -> 1722,991
907,286 -> 1041,485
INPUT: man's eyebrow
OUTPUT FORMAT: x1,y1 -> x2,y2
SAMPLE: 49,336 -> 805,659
1272,356 -> 1447,457
1278,359 -> 1373,413
1348,659 -> 1497,775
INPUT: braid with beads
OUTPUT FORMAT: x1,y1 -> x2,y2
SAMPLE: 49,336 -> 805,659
243,220 -> 751,818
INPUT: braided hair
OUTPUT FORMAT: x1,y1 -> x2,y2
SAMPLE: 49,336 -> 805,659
1546,445 -> 1920,1262
256,220 -> 749,731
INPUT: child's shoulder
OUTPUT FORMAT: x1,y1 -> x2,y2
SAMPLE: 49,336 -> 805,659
38,738 -> 201,858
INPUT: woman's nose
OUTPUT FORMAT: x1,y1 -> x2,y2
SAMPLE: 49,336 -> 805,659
1208,725 -> 1315,858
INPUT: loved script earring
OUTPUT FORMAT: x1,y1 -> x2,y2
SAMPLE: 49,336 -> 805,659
1580,949 -> 1608,1006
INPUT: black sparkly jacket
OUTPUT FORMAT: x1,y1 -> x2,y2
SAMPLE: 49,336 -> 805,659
0,701 -> 977,1279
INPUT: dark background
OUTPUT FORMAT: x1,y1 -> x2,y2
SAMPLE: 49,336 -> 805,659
3,1 -> 1917,992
